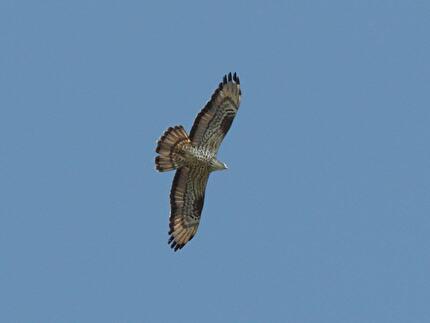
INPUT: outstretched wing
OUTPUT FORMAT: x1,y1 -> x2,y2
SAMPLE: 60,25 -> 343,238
168,166 -> 209,251
189,72 -> 241,153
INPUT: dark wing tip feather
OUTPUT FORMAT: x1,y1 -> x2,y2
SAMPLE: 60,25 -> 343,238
223,72 -> 239,83
223,72 -> 239,84
233,72 -> 240,84
169,239 -> 185,252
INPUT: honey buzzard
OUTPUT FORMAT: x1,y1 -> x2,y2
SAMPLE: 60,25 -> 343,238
155,73 -> 241,251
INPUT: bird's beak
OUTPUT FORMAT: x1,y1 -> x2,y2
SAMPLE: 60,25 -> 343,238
212,159 -> 228,171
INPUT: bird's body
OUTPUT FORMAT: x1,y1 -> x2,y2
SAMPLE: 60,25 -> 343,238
155,73 -> 241,251
185,145 -> 227,171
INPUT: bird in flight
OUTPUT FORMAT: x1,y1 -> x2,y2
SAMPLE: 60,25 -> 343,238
155,73 -> 242,251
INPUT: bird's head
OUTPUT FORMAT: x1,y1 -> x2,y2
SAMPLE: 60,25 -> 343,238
210,158 -> 228,172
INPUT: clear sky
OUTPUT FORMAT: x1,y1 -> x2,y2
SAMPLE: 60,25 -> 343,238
1,1 -> 429,322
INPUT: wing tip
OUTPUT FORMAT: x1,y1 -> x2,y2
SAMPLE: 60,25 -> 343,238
222,72 -> 240,85
189,73 -> 241,140
233,72 -> 240,84
168,237 -> 185,252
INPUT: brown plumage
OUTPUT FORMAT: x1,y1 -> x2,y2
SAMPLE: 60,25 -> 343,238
155,73 -> 241,251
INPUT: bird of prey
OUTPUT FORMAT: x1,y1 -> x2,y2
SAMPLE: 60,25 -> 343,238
155,73 -> 241,251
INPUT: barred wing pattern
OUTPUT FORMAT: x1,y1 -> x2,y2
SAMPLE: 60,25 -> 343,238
157,73 -> 242,252
168,166 -> 209,251
189,72 -> 241,152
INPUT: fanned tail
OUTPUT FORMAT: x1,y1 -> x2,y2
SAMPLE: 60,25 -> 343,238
155,125 -> 190,172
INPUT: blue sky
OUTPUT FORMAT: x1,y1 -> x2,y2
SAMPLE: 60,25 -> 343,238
1,1 -> 429,322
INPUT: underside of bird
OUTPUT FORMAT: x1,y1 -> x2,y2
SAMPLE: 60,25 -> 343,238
155,126 -> 227,173
155,72 -> 241,251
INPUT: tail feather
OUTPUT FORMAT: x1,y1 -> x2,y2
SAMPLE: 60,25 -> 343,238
155,125 -> 190,172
